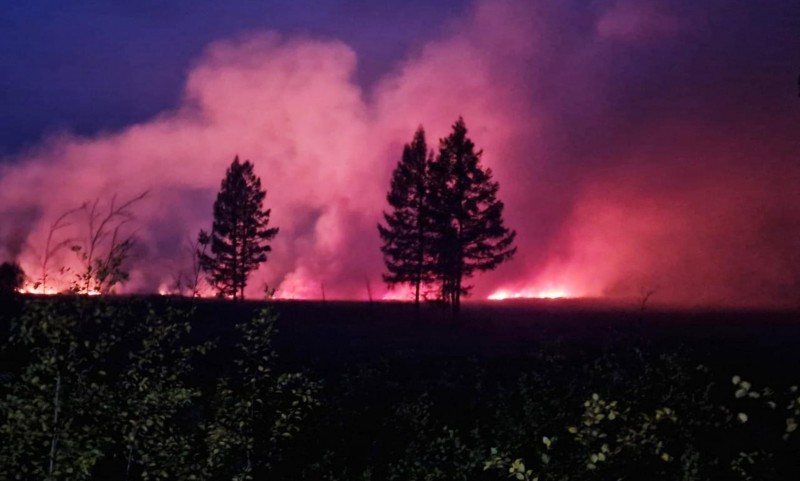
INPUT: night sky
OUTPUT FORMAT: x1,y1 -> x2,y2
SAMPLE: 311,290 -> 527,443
1,0 -> 799,305
1,0 -> 467,154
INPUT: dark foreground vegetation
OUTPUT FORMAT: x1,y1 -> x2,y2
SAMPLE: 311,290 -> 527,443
2,295 -> 800,480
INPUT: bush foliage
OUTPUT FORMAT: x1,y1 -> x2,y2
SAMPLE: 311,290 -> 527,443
0,298 -> 318,480
1,298 -> 799,480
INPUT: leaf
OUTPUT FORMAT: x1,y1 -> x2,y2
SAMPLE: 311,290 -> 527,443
737,413 -> 749,423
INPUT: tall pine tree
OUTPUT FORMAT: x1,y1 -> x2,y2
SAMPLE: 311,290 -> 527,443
378,127 -> 434,308
429,118 -> 516,315
199,156 -> 279,300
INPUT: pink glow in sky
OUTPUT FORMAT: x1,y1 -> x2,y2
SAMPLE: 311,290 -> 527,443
1,0 -> 798,306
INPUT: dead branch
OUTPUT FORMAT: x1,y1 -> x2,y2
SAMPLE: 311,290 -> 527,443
639,286 -> 657,313
73,191 -> 148,293
187,233 -> 208,298
37,206 -> 82,292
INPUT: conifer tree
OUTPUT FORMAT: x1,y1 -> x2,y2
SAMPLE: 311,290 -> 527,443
378,127 -> 434,307
199,156 -> 279,300
428,118 -> 516,316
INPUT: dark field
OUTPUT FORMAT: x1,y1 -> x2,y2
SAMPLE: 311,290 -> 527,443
2,296 -> 800,480
184,297 -> 800,373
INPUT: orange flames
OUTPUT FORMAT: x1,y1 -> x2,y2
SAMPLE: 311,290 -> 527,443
16,285 -> 59,296
16,283 -> 101,296
381,286 -> 415,301
487,285 -> 575,300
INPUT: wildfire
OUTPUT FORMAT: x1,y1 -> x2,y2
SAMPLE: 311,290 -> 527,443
16,283 -> 101,296
381,287 -> 415,301
487,286 -> 573,300
16,285 -> 59,296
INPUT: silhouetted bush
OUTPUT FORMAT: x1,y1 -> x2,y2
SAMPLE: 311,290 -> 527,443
0,261 -> 24,296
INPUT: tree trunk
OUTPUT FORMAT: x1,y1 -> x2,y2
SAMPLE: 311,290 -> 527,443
452,263 -> 462,320
48,371 -> 62,479
414,278 -> 420,312
125,429 -> 138,481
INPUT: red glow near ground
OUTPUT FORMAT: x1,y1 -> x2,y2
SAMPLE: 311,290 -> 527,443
17,284 -> 101,296
16,285 -> 59,296
22,277 -> 581,302
487,286 -> 574,300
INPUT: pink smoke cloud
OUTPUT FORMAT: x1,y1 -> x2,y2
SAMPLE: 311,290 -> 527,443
1,0 -> 798,306
0,15 -> 522,299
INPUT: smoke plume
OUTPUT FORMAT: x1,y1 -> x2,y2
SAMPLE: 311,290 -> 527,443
1,0 -> 798,305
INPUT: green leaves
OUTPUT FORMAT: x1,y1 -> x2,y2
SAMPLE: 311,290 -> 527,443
0,300 -> 320,481
5,300 -> 800,480
109,305 -> 205,480
203,307 -> 320,480
0,299 -> 121,480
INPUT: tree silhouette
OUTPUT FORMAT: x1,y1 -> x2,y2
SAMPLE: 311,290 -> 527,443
199,156 -> 278,300
378,127 -> 434,309
428,118 -> 516,316
0,261 -> 25,295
